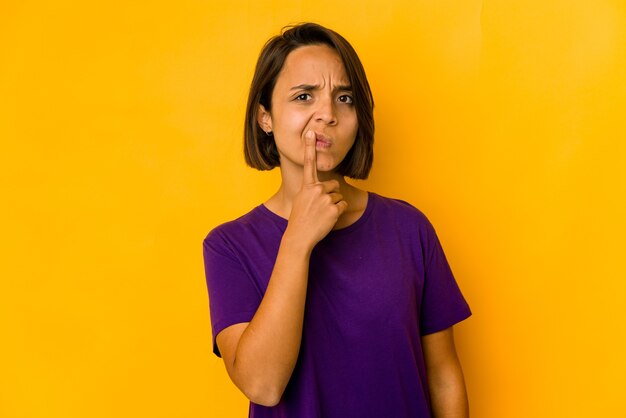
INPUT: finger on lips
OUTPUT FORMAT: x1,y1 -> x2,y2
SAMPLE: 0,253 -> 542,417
302,130 -> 344,209
303,130 -> 318,185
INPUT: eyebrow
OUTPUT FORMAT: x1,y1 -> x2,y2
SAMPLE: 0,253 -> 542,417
289,83 -> 352,92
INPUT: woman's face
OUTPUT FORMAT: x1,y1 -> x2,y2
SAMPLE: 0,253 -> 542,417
258,44 -> 358,175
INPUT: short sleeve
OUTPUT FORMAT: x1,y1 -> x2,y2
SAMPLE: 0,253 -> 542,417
419,219 -> 472,335
203,228 -> 261,357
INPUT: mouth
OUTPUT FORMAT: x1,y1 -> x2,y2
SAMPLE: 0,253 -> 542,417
314,132 -> 332,148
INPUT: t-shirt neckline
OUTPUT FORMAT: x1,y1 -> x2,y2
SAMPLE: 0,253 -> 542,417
258,191 -> 375,237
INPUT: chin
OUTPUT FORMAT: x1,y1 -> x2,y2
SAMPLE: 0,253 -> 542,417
316,160 -> 339,172
318,155 -> 346,171
317,166 -> 333,172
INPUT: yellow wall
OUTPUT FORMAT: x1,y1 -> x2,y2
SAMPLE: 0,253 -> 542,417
2,1 -> 625,417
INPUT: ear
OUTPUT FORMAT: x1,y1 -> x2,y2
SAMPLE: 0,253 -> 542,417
257,104 -> 272,133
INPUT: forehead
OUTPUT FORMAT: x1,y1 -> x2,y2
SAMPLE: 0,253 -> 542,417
276,44 -> 349,85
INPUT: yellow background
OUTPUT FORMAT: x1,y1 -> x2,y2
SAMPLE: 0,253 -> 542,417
2,1 -> 625,417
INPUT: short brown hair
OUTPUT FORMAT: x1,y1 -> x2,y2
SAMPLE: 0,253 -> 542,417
243,22 -> 375,179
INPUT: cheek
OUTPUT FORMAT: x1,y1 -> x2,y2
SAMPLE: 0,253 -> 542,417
275,108 -> 308,133
343,116 -> 359,146
340,110 -> 358,131
274,113 -> 311,154
273,119 -> 306,154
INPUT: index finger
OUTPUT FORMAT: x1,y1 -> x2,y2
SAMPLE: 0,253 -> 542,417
303,130 -> 318,185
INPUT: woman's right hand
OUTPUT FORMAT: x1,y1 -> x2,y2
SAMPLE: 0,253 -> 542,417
285,130 -> 349,250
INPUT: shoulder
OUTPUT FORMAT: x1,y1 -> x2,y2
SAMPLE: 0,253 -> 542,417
370,192 -> 436,233
370,192 -> 450,268
203,205 -> 266,255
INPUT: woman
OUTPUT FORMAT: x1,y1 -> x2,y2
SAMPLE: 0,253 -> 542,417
203,22 -> 472,417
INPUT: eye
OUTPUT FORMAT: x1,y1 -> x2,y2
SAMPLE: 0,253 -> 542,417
295,93 -> 312,101
338,95 -> 353,104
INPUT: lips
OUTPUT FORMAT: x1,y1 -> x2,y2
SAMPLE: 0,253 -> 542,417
314,132 -> 332,146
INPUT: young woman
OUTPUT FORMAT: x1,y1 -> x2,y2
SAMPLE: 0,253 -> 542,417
203,22 -> 472,417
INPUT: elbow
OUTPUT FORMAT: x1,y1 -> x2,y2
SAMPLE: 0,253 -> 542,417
244,384 -> 284,407
229,359 -> 288,407
250,395 -> 281,408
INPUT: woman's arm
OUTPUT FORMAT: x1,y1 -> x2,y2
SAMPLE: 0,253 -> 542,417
216,131 -> 347,407
422,326 -> 470,417
216,232 -> 313,407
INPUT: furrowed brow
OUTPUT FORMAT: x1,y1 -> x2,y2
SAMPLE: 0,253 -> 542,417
290,84 -> 353,92
289,84 -> 318,91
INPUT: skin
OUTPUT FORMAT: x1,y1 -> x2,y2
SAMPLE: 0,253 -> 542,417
423,328 -> 470,417
216,44 -> 469,415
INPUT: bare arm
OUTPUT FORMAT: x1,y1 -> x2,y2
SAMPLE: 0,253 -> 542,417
422,326 -> 470,418
215,130 -> 347,407
216,233 -> 312,406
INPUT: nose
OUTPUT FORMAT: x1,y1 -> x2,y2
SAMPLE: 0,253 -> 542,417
314,94 -> 337,125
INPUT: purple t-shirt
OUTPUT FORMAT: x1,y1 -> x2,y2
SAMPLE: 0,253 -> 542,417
203,191 -> 471,417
